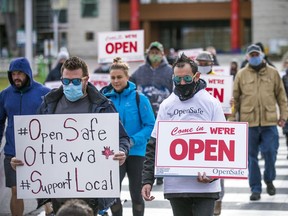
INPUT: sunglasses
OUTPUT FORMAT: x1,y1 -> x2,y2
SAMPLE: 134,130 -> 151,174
173,75 -> 193,85
61,77 -> 86,86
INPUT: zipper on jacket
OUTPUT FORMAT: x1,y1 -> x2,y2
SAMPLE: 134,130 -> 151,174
20,91 -> 23,114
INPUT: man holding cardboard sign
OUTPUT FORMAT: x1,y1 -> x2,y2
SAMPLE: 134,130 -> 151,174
11,56 -> 130,215
141,53 -> 226,216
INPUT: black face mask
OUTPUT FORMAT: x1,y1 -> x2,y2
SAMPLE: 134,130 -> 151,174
174,81 -> 198,101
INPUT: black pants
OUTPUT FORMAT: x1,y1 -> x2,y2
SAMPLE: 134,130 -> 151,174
112,156 -> 145,216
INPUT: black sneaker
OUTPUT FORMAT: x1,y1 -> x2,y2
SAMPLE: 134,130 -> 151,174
250,192 -> 261,201
266,181 -> 276,195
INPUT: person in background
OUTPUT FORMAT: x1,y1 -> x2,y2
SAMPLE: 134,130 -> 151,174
45,48 -> 69,83
167,48 -> 178,66
56,199 -> 94,216
230,59 -> 238,80
281,67 -> 288,159
101,57 -> 155,216
10,56 -> 130,215
240,42 -> 275,69
195,51 -> 216,75
206,46 -> 220,66
130,41 -> 173,186
0,57 -> 50,216
142,53 -> 225,216
229,44 -> 288,201
94,63 -> 111,74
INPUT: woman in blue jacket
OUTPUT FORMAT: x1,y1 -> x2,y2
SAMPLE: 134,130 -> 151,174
101,57 -> 155,216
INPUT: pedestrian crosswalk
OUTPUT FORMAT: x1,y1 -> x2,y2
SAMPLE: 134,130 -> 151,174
2,134 -> 286,216
119,136 -> 288,216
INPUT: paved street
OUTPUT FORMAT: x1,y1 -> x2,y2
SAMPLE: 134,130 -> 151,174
0,129 -> 287,216
0,55 -> 287,216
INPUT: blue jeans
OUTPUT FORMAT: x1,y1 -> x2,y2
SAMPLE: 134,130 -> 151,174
248,126 -> 279,193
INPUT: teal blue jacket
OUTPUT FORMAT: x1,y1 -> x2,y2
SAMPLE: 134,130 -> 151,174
102,81 -> 155,156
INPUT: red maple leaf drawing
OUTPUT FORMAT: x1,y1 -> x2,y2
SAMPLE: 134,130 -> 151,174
102,146 -> 114,159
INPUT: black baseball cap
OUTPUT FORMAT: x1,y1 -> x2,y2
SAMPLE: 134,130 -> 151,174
246,44 -> 262,54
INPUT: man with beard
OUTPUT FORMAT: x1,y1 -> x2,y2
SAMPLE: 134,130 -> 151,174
142,53 -> 225,216
0,57 -> 50,216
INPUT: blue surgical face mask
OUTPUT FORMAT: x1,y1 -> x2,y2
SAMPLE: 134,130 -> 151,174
249,54 -> 264,66
63,83 -> 84,102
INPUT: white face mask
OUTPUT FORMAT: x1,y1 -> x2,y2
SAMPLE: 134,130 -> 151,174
198,66 -> 212,74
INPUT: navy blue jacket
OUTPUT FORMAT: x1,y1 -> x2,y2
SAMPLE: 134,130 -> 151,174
0,57 -> 50,156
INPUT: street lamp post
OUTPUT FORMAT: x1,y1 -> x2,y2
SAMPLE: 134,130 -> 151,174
50,0 -> 67,55
25,0 -> 33,64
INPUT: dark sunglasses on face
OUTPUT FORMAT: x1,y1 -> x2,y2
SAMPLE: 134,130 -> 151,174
61,77 -> 85,86
173,75 -> 193,85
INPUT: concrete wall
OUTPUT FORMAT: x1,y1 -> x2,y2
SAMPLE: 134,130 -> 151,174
67,0 -> 118,57
252,0 -> 288,55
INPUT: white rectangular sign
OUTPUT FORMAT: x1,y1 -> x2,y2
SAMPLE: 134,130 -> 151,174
213,65 -> 231,76
14,113 -> 120,198
201,74 -> 233,114
98,30 -> 145,63
155,121 -> 248,179
89,73 -> 111,90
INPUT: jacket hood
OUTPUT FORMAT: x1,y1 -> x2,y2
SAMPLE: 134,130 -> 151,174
8,57 -> 33,88
101,81 -> 136,98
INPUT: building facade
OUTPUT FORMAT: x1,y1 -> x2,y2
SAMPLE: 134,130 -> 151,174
0,0 -> 287,58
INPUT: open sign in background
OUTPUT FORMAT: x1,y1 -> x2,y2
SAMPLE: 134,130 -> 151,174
98,30 -> 144,63
14,113 -> 120,198
201,74 -> 233,114
155,121 -> 248,179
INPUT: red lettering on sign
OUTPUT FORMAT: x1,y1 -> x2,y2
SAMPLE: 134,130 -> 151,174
210,127 -> 235,134
208,79 -> 224,84
169,139 -> 235,161
170,139 -> 188,160
205,87 -> 224,102
105,41 -> 137,54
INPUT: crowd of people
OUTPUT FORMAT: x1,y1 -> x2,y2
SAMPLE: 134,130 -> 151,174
1,40 -> 288,216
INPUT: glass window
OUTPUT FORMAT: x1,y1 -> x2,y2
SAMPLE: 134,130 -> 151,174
81,0 -> 98,17
85,32 -> 94,41
59,9 -> 67,23
0,0 -> 15,13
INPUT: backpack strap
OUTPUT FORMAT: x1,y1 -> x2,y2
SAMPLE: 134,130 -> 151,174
135,90 -> 140,110
135,91 -> 142,125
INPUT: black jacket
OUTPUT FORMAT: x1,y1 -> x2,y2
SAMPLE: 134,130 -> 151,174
142,137 -> 156,186
38,82 -> 130,155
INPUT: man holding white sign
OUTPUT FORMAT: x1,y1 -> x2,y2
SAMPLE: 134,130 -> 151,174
11,56 -> 130,215
142,53 -> 226,216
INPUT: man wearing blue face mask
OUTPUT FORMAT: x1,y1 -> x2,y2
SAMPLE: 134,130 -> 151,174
229,44 -> 288,201
35,56 -> 130,214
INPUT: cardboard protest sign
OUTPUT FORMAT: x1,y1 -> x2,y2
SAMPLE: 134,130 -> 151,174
14,113 -> 120,198
201,74 -> 234,114
155,121 -> 248,179
98,30 -> 144,63
89,73 -> 110,90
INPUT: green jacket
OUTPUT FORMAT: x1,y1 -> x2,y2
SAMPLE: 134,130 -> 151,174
229,64 -> 288,127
